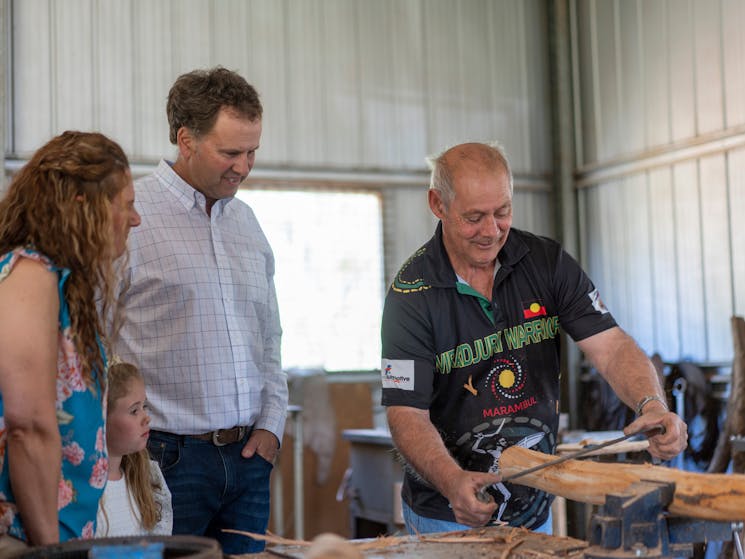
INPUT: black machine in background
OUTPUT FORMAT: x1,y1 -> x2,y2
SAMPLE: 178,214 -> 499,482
578,359 -> 727,471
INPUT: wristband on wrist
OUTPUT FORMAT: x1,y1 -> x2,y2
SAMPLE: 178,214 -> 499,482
634,394 -> 668,416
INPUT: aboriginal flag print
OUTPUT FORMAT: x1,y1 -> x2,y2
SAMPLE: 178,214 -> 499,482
523,301 -> 547,319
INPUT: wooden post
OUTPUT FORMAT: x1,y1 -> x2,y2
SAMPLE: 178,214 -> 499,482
728,316 -> 745,474
709,317 -> 745,474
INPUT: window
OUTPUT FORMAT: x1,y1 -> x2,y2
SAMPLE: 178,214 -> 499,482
236,188 -> 384,372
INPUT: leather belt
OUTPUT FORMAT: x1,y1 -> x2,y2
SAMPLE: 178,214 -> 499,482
190,426 -> 248,446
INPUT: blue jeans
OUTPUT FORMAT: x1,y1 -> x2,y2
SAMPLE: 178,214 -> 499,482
148,429 -> 273,554
402,502 -> 553,535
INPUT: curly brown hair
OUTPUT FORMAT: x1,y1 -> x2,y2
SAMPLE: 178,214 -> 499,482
166,66 -> 262,144
0,130 -> 130,385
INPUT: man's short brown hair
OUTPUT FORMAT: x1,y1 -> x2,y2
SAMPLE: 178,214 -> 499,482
166,66 -> 262,144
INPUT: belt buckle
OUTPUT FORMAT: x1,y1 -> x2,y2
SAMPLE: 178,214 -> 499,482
212,430 -> 228,447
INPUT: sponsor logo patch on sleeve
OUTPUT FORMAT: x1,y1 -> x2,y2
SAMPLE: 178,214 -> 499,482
588,288 -> 609,314
381,358 -> 415,390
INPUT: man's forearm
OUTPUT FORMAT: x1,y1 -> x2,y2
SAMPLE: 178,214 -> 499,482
579,327 -> 664,410
605,340 -> 664,411
386,406 -> 462,499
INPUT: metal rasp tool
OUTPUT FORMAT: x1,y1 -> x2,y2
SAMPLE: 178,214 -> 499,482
475,424 -> 665,503
501,424 -> 666,483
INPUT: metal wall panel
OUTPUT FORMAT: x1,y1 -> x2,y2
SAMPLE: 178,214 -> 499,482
722,0 -> 745,128
621,174 -> 655,349
617,1 -> 644,153
573,0 -> 745,364
512,190 -> 554,240
9,0 -> 551,178
593,0 -> 621,161
641,1 -> 670,149
524,0 -> 552,173
12,0 -> 53,152
693,0 -> 724,136
647,167 -> 680,357
7,0 -> 553,279
699,154 -> 732,361
238,0 -> 290,165
97,1 -> 137,153
285,1 -> 325,165
321,0 -> 362,167
671,160 -> 706,360
667,0 -> 696,144
130,0 -> 175,159
357,0 -> 426,169
730,147 -> 745,316
55,0 -> 94,132
574,0 -> 745,163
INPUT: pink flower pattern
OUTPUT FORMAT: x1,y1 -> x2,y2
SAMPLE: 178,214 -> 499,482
0,502 -> 15,531
95,427 -> 105,453
62,442 -> 85,466
89,457 -> 108,489
58,479 -> 74,510
0,422 -> 6,473
57,334 -> 86,404
81,521 -> 94,540
0,248 -> 107,542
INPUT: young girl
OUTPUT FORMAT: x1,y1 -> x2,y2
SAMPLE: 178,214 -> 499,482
96,362 -> 172,537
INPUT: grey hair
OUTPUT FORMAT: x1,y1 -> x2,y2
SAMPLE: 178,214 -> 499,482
426,141 -> 514,208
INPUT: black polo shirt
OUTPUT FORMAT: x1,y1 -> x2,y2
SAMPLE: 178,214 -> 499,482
381,223 -> 617,529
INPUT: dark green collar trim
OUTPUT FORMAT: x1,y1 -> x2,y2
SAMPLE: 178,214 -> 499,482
455,281 -> 495,326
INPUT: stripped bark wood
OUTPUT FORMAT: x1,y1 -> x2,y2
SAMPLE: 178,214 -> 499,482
499,446 -> 745,520
708,316 -> 745,559
709,317 -> 745,473
556,439 -> 649,456
728,316 -> 745,474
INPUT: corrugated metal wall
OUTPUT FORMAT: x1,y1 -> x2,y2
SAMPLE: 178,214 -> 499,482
7,0 -> 743,366
573,0 -> 745,363
4,0 -> 554,284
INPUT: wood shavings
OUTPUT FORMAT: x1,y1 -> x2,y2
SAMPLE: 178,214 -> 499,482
500,538 -> 525,559
418,534 -> 508,544
223,528 -> 311,547
223,529 -> 414,553
355,535 -> 410,551
224,525 -> 590,558
504,527 -> 530,542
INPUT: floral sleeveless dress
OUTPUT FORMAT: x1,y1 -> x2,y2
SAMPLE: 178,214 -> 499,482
0,247 -> 108,541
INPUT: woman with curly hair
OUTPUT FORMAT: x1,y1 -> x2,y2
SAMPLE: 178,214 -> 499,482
0,131 -> 141,552
96,360 -> 172,537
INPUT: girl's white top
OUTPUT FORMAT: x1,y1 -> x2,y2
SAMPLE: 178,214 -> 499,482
95,460 -> 172,537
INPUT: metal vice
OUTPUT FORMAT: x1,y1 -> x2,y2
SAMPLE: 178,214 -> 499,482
586,480 -> 743,559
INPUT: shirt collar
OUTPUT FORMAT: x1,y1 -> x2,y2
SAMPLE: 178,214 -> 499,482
153,160 -> 233,216
423,222 -> 529,288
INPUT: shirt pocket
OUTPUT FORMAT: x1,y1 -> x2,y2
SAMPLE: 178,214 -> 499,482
228,251 -> 271,318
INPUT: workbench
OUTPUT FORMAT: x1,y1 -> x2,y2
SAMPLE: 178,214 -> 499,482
250,525 -> 589,559
341,428 -> 645,540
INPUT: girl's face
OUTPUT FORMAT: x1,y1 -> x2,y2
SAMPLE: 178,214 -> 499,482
107,377 -> 151,457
